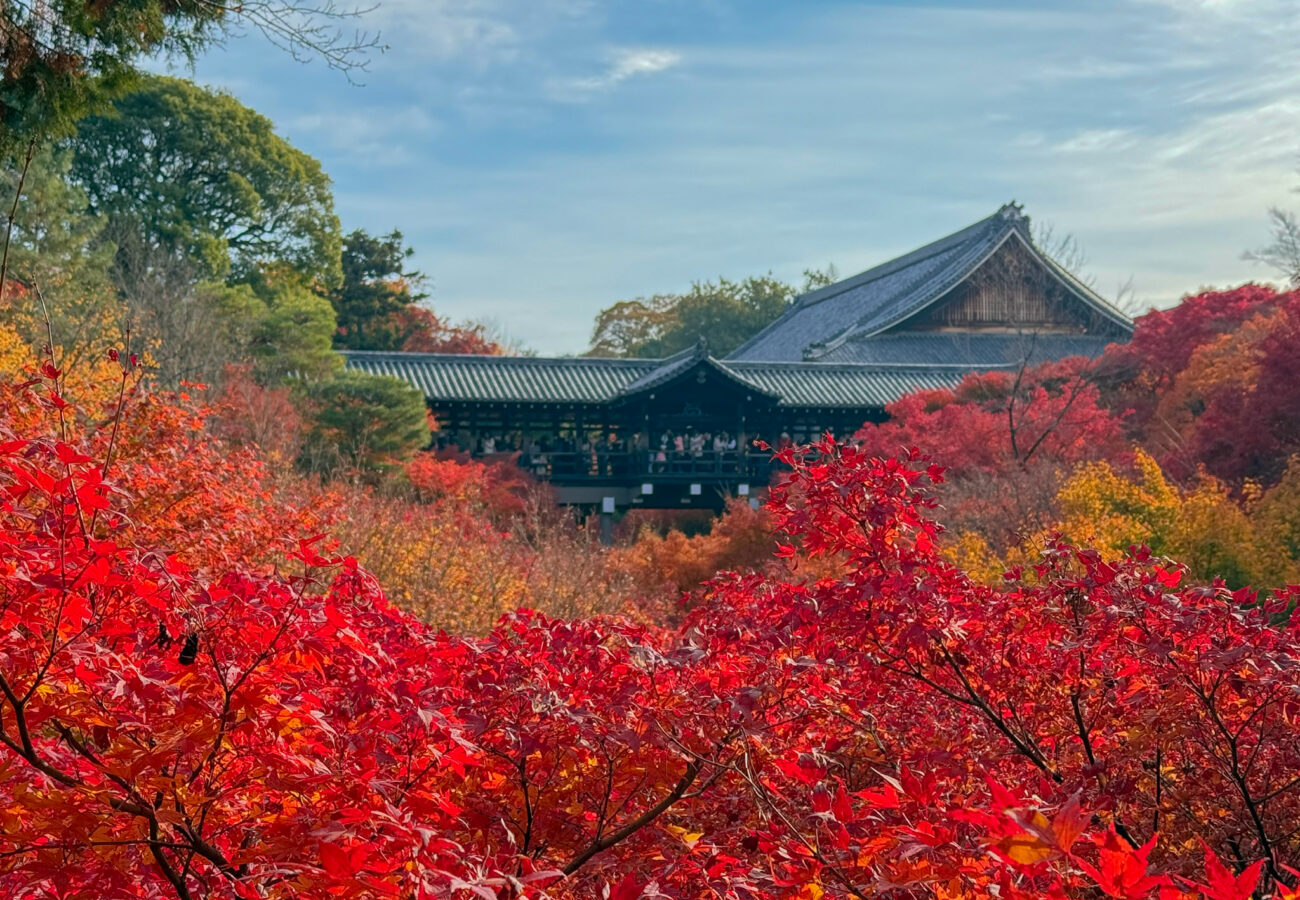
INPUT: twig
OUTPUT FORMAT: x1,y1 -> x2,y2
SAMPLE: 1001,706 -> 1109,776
0,140 -> 36,306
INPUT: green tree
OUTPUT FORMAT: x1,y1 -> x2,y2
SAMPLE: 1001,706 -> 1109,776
587,267 -> 838,358
585,276 -> 782,358
329,228 -> 427,350
669,275 -> 796,356
586,295 -> 677,357
243,269 -> 341,382
1,147 -> 112,290
301,370 -> 428,474
0,147 -> 120,373
1,0 -> 373,149
66,75 -> 342,286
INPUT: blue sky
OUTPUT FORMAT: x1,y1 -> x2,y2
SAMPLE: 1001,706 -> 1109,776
180,0 -> 1300,354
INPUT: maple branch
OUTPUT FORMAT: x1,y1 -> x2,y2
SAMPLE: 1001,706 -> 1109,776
1190,675 -> 1280,882
1007,358 -> 1026,462
562,758 -> 702,875
90,324 -> 135,534
147,817 -> 195,900
34,283 -> 87,538
1019,370 -> 1092,466
931,640 -> 1061,782
54,721 -> 243,890
734,748 -> 872,900
0,669 -> 78,787
1152,746 -> 1162,836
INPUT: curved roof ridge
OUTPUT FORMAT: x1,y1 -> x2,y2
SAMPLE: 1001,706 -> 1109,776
342,350 -> 659,367
727,203 -> 1027,362
795,202 -> 1025,311
851,228 -> 1133,341
807,226 -> 1019,358
616,342 -> 707,395
618,353 -> 781,400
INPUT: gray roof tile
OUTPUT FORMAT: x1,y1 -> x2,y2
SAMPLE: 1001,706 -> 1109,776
811,332 -> 1119,366
727,203 -> 1132,362
344,352 -> 657,403
345,351 -> 982,411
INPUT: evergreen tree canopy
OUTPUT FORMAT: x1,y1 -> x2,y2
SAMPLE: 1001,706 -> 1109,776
302,370 -> 429,474
329,228 -> 427,350
2,0 -> 373,149
66,76 -> 342,286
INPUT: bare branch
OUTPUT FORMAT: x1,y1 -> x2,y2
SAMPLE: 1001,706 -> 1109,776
1244,207 -> 1300,287
195,0 -> 383,79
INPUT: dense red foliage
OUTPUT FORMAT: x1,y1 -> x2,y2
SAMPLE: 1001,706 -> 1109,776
849,286 -> 1300,570
0,376 -> 477,896
1099,284 -> 1300,485
3,357 -> 1300,898
854,359 -> 1127,545
406,449 -> 538,518
855,360 -> 1125,476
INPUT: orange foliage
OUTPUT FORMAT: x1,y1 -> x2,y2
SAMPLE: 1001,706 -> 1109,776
606,499 -> 784,604
405,449 -> 537,518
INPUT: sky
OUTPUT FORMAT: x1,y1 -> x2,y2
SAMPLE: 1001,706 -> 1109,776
178,0 -> 1300,354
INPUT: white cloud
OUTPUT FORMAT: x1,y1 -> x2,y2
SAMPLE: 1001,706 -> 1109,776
1054,128 -> 1137,155
549,47 -> 682,99
194,0 -> 1300,351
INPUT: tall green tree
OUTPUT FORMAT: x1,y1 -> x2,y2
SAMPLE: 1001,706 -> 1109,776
0,147 -> 113,295
329,228 -> 427,350
247,271 -> 342,382
0,147 -> 120,372
1,0 -> 374,149
66,75 -> 342,287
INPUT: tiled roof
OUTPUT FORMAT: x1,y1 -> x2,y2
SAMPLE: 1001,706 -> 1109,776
810,332 -> 1119,366
345,351 -> 982,410
343,352 -> 657,403
720,362 -> 969,408
727,203 -> 1132,362
343,203 -> 1134,414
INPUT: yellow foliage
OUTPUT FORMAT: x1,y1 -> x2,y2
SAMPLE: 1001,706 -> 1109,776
0,283 -> 129,408
1252,456 -> 1300,567
0,322 -> 26,377
1052,449 -> 1294,590
320,485 -> 645,634
944,530 -> 1009,585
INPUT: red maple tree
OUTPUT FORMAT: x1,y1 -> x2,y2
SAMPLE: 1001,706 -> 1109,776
2,356 -> 1299,899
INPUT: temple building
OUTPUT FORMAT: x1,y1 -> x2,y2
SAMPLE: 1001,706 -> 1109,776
344,203 -> 1132,516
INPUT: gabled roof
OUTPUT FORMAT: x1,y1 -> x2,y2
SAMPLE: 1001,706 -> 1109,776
614,338 -> 782,401
344,351 -> 980,410
727,203 -> 1132,363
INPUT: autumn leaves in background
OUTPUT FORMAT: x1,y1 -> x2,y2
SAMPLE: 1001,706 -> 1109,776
4,283 -> 1300,898
856,283 -> 1300,591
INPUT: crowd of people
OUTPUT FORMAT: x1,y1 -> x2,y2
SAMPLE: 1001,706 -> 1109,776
433,427 -> 797,479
